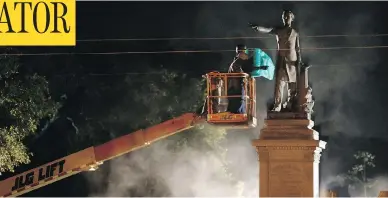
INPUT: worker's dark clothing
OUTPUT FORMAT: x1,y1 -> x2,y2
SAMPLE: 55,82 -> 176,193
228,53 -> 253,74
227,52 -> 252,114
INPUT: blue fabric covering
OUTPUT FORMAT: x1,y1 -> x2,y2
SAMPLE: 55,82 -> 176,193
250,48 -> 275,80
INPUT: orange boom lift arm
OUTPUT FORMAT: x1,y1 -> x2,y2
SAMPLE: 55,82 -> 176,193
0,113 -> 204,197
0,72 -> 257,197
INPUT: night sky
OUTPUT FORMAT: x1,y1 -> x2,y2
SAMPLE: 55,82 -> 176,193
2,1 -> 388,196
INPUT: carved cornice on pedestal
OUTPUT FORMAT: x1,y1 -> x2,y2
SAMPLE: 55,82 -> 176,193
253,140 -> 326,163
267,112 -> 311,120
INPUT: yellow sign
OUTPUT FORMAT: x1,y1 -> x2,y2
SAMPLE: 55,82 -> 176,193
0,0 -> 75,46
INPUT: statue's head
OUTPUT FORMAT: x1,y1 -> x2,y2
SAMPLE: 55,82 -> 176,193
236,44 -> 247,55
282,10 -> 295,26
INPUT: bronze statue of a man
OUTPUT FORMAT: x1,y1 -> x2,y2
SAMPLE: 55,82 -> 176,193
250,10 -> 302,112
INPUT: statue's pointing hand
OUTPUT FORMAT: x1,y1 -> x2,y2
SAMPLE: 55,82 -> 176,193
248,23 -> 259,31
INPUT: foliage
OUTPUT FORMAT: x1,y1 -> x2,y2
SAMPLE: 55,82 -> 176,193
0,54 -> 61,172
343,151 -> 377,197
70,68 -> 205,144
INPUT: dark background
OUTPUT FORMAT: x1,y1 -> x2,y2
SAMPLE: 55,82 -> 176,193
2,1 -> 388,196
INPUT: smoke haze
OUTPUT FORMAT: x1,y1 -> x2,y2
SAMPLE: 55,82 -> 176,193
86,122 -> 265,196
85,2 -> 388,197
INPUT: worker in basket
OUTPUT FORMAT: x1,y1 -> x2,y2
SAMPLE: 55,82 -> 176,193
198,76 -> 227,116
227,44 -> 253,114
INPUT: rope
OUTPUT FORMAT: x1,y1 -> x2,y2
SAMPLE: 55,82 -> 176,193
49,62 -> 377,77
76,33 -> 388,42
3,45 -> 388,56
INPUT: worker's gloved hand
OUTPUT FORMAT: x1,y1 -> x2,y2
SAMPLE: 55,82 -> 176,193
258,66 -> 269,70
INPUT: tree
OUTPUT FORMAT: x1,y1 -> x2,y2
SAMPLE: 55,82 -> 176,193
63,68 -> 206,147
0,53 -> 60,173
344,151 -> 377,197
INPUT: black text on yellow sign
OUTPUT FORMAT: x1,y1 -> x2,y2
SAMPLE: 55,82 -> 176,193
0,0 -> 75,46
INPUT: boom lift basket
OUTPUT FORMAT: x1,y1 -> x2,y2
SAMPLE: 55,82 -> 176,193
204,71 -> 257,128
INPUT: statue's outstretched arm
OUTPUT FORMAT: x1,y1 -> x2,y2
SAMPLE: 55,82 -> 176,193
256,26 -> 274,34
248,23 -> 274,34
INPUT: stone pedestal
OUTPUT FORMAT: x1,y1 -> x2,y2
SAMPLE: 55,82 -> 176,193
325,190 -> 338,197
378,191 -> 388,197
252,112 -> 326,197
